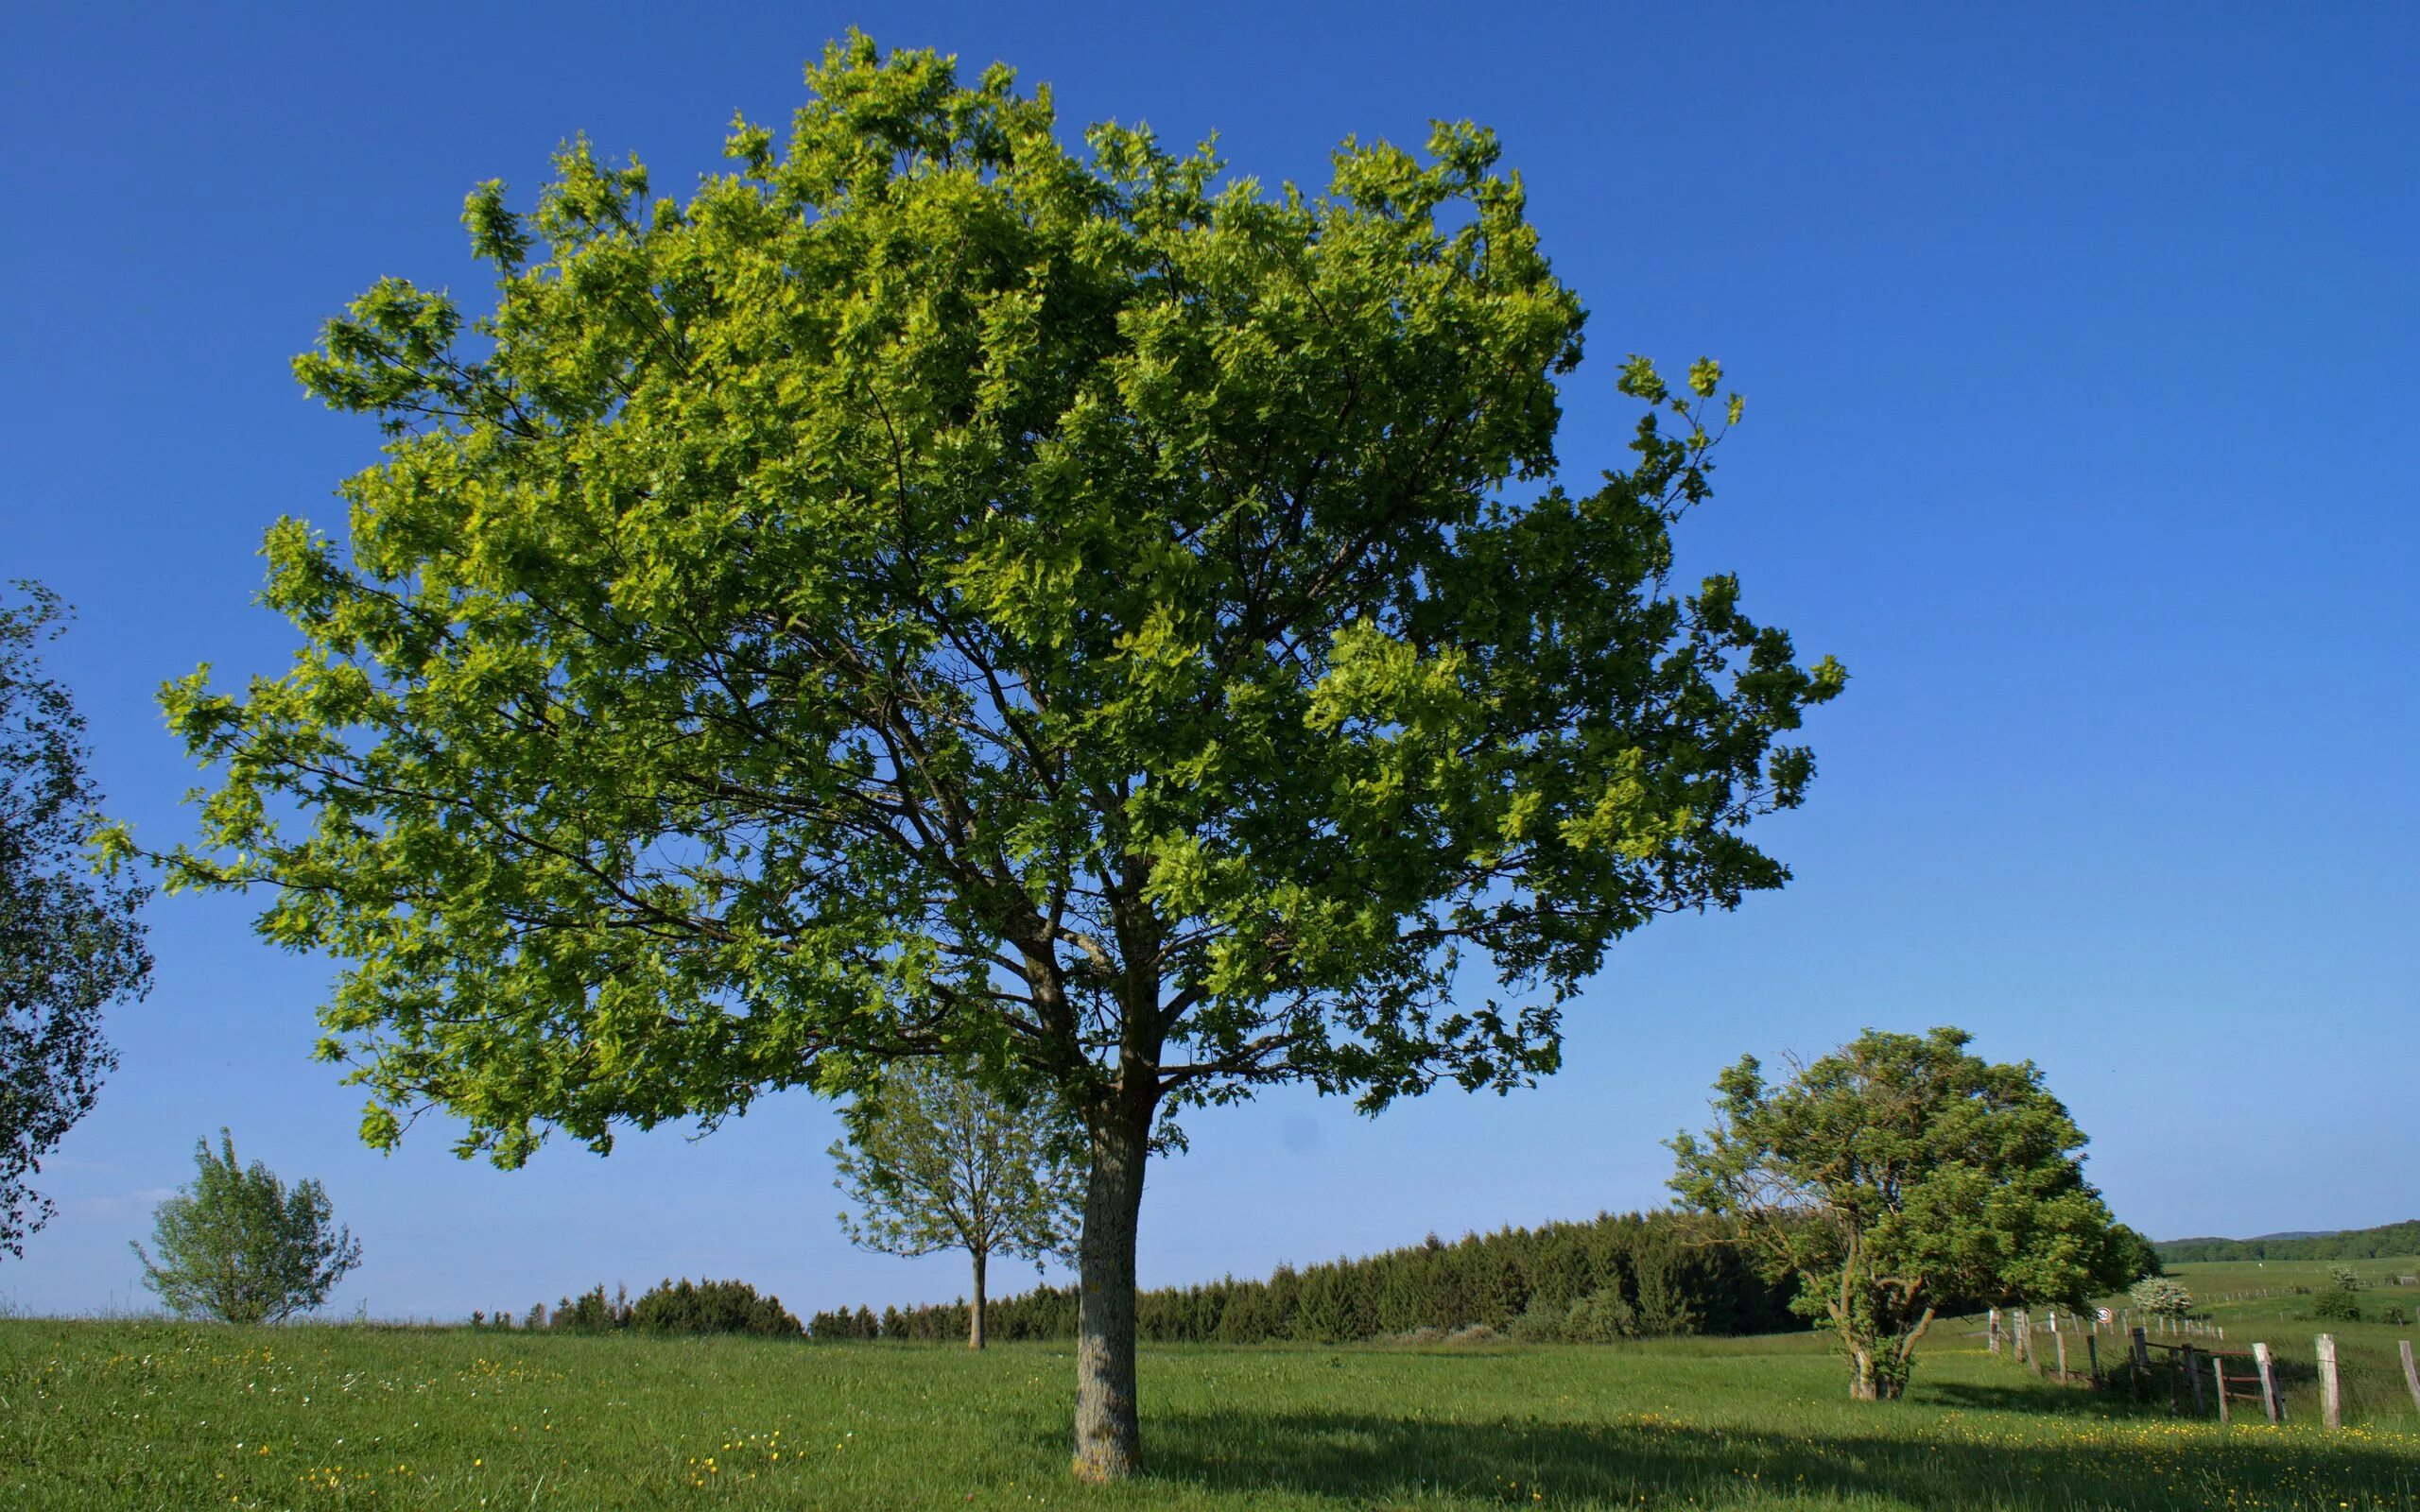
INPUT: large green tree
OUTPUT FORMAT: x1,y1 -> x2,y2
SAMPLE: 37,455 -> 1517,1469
1668,1027 -> 2125,1400
158,35 -> 1842,1477
2,582 -> 152,1259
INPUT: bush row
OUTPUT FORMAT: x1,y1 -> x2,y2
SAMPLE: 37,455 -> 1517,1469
806,1211 -> 1791,1344
472,1278 -> 804,1336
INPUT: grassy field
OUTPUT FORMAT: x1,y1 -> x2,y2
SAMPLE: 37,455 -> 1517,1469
6,1299 -> 2418,1511
2146,1257 -> 2420,1425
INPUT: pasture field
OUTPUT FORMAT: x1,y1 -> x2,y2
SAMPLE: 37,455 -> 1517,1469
2146,1257 -> 2420,1425
6,1309 -> 2418,1511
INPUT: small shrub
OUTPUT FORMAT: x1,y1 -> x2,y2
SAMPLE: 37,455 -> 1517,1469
131,1129 -> 363,1324
1564,1288 -> 1640,1344
1507,1289 -> 1638,1344
2129,1276 -> 2193,1318
2379,1303 -> 2410,1326
2328,1265 -> 2360,1292
2312,1288 -> 2360,1322
1445,1323 -> 1497,1345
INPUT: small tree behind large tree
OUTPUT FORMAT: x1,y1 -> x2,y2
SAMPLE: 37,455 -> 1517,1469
1668,1027 -> 2124,1400
1,582 -> 152,1259
132,1129 -> 364,1324
831,1060 -> 1082,1348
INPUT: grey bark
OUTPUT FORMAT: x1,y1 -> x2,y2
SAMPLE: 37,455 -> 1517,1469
1071,1098 -> 1150,1481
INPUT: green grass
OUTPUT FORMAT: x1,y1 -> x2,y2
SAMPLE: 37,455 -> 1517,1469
2120,1257 -> 2420,1426
6,1314 -> 2418,1510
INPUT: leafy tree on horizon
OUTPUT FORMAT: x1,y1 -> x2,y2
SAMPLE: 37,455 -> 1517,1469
1669,1027 -> 2126,1400
1,581 -> 152,1259
832,1059 -> 1083,1349
148,34 -> 1842,1478
132,1129 -> 363,1324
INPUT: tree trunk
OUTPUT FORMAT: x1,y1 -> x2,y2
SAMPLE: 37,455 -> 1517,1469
1072,1102 -> 1150,1483
969,1247 -> 987,1351
1850,1346 -> 1880,1400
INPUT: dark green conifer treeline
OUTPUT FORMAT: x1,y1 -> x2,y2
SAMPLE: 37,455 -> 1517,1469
808,1211 -> 1790,1344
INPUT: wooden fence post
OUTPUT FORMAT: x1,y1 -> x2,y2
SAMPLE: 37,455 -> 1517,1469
2055,1322 -> 2069,1383
2317,1334 -> 2342,1431
2086,1332 -> 2100,1387
2014,1308 -> 2030,1366
2129,1326 -> 2148,1401
1988,1306 -> 2000,1355
2402,1340 -> 2420,1416
2187,1345 -> 2205,1414
2254,1342 -> 2283,1425
2213,1354 -> 2230,1424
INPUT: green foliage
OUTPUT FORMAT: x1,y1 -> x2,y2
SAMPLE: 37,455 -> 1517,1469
2104,1224 -> 2162,1285
1510,1287 -> 1639,1344
807,1303 -> 885,1340
2155,1220 -> 2420,1263
130,1130 -> 362,1323
1,582 -> 153,1259
2329,1265 -> 2360,1292
158,30 -> 1840,1159
2128,1275 -> 2192,1318
548,1283 -> 631,1332
2379,1303 -> 2409,1326
1668,1027 -> 2125,1400
821,1209 -> 1789,1344
2312,1287 -> 2360,1322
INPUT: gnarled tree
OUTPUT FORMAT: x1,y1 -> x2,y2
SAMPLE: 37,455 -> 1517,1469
159,34 -> 1842,1477
1669,1027 -> 2125,1400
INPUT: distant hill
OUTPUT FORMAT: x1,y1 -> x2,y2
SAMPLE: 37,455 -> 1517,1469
2156,1219 -> 2420,1263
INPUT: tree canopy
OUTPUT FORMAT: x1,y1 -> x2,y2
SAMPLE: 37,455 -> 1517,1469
1669,1026 -> 2124,1400
2,582 -> 152,1259
159,33 -> 1843,1475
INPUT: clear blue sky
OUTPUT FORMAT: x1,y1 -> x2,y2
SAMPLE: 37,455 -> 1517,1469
3,2 -> 2412,1320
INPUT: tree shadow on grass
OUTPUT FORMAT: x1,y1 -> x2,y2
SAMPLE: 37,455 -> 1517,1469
1141,1405 -> 2420,1509
1920,1379 -> 2145,1418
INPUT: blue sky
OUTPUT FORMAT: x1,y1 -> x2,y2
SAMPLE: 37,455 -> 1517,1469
3,2 -> 2412,1320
